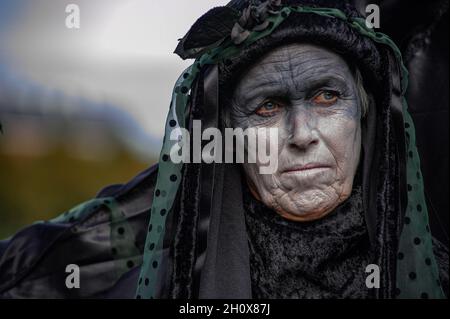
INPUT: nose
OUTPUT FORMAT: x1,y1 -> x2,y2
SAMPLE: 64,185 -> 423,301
287,109 -> 319,151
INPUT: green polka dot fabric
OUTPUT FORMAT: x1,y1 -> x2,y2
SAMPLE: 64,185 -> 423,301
135,10 -> 290,300
134,67 -> 196,299
135,5 -> 446,299
49,197 -> 142,285
395,104 -> 445,299
349,17 -> 445,299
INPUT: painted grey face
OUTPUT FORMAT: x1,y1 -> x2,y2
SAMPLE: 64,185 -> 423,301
229,43 -> 362,221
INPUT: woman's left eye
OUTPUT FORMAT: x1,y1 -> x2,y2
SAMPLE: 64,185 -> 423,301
312,90 -> 339,106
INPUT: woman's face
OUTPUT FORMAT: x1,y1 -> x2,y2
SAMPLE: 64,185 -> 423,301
229,43 -> 362,221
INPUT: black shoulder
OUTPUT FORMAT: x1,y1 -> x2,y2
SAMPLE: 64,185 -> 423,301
0,164 -> 158,298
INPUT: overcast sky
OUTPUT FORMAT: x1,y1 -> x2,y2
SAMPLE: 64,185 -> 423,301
1,0 -> 227,138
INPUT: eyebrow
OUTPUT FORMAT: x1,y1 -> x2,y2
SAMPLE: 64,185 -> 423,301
240,84 -> 289,105
239,73 -> 352,104
302,75 -> 351,95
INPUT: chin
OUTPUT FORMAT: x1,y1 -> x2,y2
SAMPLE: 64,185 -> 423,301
276,206 -> 336,222
269,187 -> 352,222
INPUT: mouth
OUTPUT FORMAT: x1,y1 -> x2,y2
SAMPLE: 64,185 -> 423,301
282,163 -> 331,174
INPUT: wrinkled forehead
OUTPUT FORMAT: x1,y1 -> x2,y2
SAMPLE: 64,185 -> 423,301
234,43 -> 356,93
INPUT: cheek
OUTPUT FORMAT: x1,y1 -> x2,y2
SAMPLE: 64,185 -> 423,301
321,117 -> 361,176
243,162 -> 279,196
243,130 -> 283,190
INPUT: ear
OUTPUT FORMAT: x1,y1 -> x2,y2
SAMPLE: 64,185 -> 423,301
174,6 -> 240,59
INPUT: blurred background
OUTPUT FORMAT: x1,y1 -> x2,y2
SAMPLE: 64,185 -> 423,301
0,0 -> 225,238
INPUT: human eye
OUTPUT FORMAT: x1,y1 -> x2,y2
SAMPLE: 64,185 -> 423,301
254,99 -> 283,117
311,90 -> 340,106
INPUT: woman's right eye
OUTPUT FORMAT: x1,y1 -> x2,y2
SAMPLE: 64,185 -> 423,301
255,100 -> 282,117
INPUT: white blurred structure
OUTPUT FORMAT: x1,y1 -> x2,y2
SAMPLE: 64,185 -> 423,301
1,0 -> 227,140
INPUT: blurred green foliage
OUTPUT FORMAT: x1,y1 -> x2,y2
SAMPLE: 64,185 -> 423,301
0,148 -> 153,239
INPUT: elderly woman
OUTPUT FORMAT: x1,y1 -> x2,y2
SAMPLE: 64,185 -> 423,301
0,0 -> 447,299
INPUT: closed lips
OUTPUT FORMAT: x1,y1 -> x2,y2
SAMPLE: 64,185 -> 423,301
283,164 -> 330,173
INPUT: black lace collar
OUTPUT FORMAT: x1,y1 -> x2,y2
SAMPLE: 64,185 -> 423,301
242,182 -> 375,299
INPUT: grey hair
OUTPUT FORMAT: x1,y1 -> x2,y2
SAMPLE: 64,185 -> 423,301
354,67 -> 370,119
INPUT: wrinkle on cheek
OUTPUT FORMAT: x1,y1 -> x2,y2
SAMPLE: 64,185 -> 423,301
331,126 -> 360,197
342,101 -> 360,120
230,98 -> 247,119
